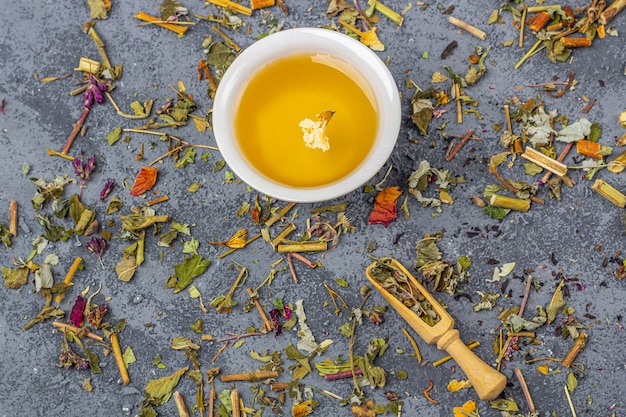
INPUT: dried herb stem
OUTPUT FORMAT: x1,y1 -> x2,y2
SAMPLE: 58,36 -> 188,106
519,274 -> 533,317
519,5 -> 527,47
323,283 -> 348,315
277,242 -> 328,253
265,202 -> 296,227
433,341 -> 479,367
541,142 -> 573,184
514,39 -> 545,70
83,22 -> 116,78
455,83 -> 462,124
527,5 -> 561,13
289,252 -> 316,268
209,0 -> 252,16
52,321 -> 103,342
46,149 -> 76,160
504,105 -> 513,134
148,143 -> 219,166
514,368 -> 536,412
270,223 -> 296,249
212,25 -> 242,51
496,335 -> 513,364
591,179 -> 626,208
368,0 -> 404,25
208,386 -> 215,417
490,194 -> 531,212
423,380 -> 439,404
324,369 -> 364,381
599,0 -> 626,24
55,257 -> 83,305
216,331 -> 266,344
231,389 -> 241,417
348,316 -> 361,395
447,16 -> 487,40
246,288 -> 274,332
211,341 -> 229,363
61,107 -> 90,154
402,327 -> 422,363
562,332 -> 588,368
564,385 -> 578,417
221,370 -> 279,382
9,200 -> 17,236
489,161 -> 545,204
286,253 -> 299,284
134,11 -> 189,36
146,195 -> 170,206
174,391 -> 191,417
216,266 -> 248,313
445,129 -> 473,161
110,333 -> 130,385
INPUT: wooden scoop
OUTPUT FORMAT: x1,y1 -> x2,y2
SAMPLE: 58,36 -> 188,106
366,258 -> 506,401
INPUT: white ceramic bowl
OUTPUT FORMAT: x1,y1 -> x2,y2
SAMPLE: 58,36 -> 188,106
213,27 -> 401,203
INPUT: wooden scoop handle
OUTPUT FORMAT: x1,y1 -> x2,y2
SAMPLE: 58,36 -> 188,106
437,329 -> 506,401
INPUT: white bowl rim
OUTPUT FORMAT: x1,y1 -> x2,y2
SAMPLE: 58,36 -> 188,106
213,27 -> 401,203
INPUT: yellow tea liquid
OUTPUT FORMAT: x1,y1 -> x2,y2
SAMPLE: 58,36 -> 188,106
235,53 -> 378,188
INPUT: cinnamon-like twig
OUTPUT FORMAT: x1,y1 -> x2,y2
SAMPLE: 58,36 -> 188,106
445,129 -> 474,161
324,369 -> 364,381
541,142 -> 573,184
231,390 -> 241,417
519,275 -> 534,317
514,368 -> 536,412
246,288 -> 274,332
111,333 -> 130,385
455,83 -> 463,124
55,257 -> 83,305
447,16 -> 487,39
174,392 -> 191,417
52,321 -> 104,342
286,253 -> 299,284
562,332 -> 588,367
489,159 -> 545,204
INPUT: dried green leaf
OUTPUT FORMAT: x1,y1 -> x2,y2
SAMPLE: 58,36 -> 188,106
171,336 -> 200,350
115,256 -> 137,282
174,148 -> 196,168
0,224 -> 12,248
106,196 -> 123,215
87,0 -> 109,19
546,280 -> 566,324
483,206 -> 510,220
335,277 -> 349,288
523,161 -> 544,176
567,372 -> 578,392
85,349 -> 102,374
182,238 -> 200,256
410,100 -> 434,136
171,255 -> 211,293
3,266 -> 30,289
106,126 -> 123,146
144,367 -> 189,405
556,118 -> 592,143
123,346 -> 136,368
490,398 -> 519,411
213,160 -> 226,172
158,229 -> 178,247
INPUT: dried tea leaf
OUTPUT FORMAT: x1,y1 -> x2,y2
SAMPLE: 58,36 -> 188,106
410,99 -> 434,136
431,71 -> 448,83
172,222 -> 191,236
209,229 -> 247,249
546,280 -> 566,324
107,196 -> 123,214
567,372 -> 578,392
473,291 -> 500,312
523,161 -> 544,176
87,0 -> 109,19
144,367 -> 189,405
171,255 -> 211,293
490,398 -> 519,411
123,346 -> 136,368
182,238 -> 200,256
106,126 -> 123,146
174,148 -> 196,168
3,266 -> 29,289
115,256 -> 137,282
536,364 -> 549,375
171,336 -> 200,350
556,118 -> 592,143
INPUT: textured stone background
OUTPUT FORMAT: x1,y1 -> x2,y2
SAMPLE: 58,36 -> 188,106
0,0 -> 624,416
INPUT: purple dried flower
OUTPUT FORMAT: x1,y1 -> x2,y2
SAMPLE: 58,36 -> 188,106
83,74 -> 108,109
269,308 -> 283,337
72,154 -> 97,182
85,236 -> 107,269
100,179 -> 115,200
69,295 -> 87,327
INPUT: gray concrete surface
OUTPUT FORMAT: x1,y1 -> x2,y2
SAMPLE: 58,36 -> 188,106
1,0 -> 625,416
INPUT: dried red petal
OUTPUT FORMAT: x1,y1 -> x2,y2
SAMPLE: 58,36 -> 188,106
130,166 -> 158,196
69,295 -> 87,327
368,186 -> 403,227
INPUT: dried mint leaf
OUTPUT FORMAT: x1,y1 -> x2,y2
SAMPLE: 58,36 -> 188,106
174,147 -> 197,169
3,266 -> 29,289
144,367 -> 189,406
171,255 -> 210,293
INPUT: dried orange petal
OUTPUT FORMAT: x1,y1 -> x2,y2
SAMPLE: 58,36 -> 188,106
130,166 -> 158,196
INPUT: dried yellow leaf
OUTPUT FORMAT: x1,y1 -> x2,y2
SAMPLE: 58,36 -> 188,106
209,229 -> 248,249
447,378 -> 472,392
536,364 -> 550,375
431,71 -> 448,83
360,28 -> 385,51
